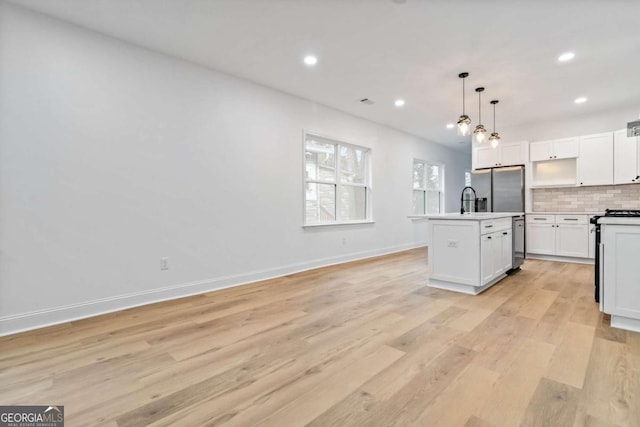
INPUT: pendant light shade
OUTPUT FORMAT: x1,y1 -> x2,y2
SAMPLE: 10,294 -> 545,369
457,72 -> 471,136
488,99 -> 501,148
473,87 -> 487,143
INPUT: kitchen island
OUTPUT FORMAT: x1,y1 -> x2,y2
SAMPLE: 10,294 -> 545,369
417,213 -> 524,295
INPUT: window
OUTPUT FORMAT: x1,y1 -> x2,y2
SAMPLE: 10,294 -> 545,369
304,133 -> 371,225
412,159 -> 444,214
465,170 -> 471,187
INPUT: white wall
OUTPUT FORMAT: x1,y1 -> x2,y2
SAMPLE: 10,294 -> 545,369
500,105 -> 640,143
0,3 -> 470,335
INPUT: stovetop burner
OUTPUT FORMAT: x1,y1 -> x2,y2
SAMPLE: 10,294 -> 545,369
604,209 -> 640,217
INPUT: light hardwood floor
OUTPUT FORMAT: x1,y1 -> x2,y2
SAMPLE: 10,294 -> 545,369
2,248 -> 639,426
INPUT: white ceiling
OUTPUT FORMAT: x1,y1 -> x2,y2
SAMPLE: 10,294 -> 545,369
11,0 -> 640,151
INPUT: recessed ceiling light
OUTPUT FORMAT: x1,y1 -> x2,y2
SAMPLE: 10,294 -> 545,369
574,97 -> 587,104
446,123 -> 455,129
558,52 -> 575,62
394,99 -> 405,107
303,55 -> 318,66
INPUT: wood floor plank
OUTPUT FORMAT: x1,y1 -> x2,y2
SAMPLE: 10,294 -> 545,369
474,338 -> 556,427
520,377 -> 580,427
545,321 -> 595,388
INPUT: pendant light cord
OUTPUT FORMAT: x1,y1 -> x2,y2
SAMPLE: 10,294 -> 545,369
478,91 -> 481,123
462,77 -> 465,115
493,103 -> 496,132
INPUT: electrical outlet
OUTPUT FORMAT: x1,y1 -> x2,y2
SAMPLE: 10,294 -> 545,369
160,257 -> 169,270
447,240 -> 458,248
342,238 -> 347,245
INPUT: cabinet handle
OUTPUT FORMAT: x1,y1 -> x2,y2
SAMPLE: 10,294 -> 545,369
484,225 -> 493,228
580,182 -> 583,185
533,218 -> 547,221
487,236 -> 492,239
503,232 -> 508,235
563,218 -> 579,221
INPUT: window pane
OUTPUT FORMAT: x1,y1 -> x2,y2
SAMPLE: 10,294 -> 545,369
426,164 -> 441,191
465,171 -> 471,187
340,145 -> 366,184
339,185 -> 366,221
412,190 -> 425,215
305,183 -> 336,224
426,190 -> 441,214
413,161 -> 425,189
305,139 -> 336,182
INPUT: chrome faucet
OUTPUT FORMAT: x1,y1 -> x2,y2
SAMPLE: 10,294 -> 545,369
460,186 -> 477,214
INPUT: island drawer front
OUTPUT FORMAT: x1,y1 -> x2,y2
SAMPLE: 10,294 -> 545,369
527,214 -> 555,224
556,214 -> 588,224
481,218 -> 511,234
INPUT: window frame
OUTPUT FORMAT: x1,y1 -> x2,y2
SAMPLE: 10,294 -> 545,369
412,159 -> 445,215
303,131 -> 373,227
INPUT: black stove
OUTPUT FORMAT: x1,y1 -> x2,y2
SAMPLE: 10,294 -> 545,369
591,209 -> 640,303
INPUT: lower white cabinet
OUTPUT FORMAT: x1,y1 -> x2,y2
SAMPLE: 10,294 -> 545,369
526,215 -> 590,259
602,224 -> 640,331
481,229 -> 512,285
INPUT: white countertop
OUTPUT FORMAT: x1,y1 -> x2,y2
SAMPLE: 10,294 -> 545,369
527,211 -> 604,216
410,212 -> 524,221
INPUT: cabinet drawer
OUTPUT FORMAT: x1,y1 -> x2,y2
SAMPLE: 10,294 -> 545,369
480,218 -> 512,235
555,214 -> 588,225
527,214 -> 555,224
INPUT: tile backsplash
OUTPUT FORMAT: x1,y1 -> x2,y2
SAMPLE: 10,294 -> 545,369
532,184 -> 640,212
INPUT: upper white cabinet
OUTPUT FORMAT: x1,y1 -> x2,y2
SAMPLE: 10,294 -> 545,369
613,129 -> 640,185
473,141 -> 528,170
530,137 -> 579,162
577,132 -> 614,186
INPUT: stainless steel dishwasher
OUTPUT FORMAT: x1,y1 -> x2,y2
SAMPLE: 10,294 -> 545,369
511,215 -> 525,270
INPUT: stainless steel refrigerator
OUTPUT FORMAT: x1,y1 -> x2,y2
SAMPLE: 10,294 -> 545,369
470,166 -> 525,212
470,165 -> 526,269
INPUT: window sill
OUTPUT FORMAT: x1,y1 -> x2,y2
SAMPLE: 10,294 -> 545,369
303,220 -> 375,229
407,215 -> 430,220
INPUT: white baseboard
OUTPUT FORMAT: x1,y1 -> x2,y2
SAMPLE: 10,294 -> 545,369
0,241 -> 427,337
526,254 -> 594,265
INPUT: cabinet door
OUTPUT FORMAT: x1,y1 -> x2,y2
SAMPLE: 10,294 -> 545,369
553,137 -> 579,159
614,129 -> 639,185
530,141 -> 553,162
481,234 -> 495,284
501,229 -> 513,271
555,224 -> 589,258
526,223 -> 555,255
578,133 -> 614,186
475,145 -> 500,169
602,225 -> 640,319
500,142 -> 524,166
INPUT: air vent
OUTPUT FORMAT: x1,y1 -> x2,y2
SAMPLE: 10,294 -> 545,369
627,120 -> 640,137
360,98 -> 375,105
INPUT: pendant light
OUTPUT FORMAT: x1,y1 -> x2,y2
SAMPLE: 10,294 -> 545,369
488,99 -> 501,148
456,72 -> 471,136
473,87 -> 487,143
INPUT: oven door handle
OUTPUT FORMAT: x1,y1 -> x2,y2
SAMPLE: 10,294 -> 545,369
599,242 -> 605,313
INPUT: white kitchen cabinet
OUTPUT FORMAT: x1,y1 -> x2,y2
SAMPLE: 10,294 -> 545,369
530,137 -> 579,162
428,215 -> 517,295
578,132 -> 614,186
602,223 -> 640,332
555,223 -> 589,258
481,229 -> 512,285
473,141 -> 527,170
526,222 -> 556,255
500,229 -> 513,272
613,129 -> 640,185
526,214 -> 590,259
